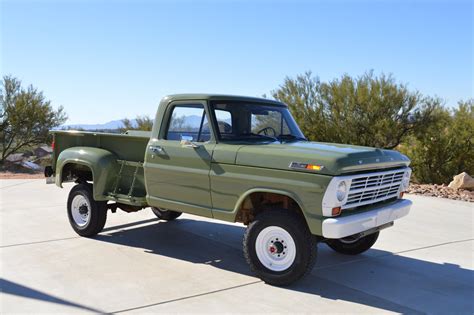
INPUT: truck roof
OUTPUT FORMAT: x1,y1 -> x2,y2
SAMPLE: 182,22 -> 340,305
163,94 -> 287,107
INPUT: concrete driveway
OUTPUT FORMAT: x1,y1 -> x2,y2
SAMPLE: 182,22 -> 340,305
1,179 -> 473,314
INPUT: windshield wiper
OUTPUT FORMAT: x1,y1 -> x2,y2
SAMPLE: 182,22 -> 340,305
277,134 -> 308,143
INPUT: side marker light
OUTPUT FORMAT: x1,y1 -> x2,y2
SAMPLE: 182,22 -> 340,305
332,207 -> 342,216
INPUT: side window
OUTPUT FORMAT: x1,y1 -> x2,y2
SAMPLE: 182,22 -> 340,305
166,105 -> 211,142
215,109 -> 233,135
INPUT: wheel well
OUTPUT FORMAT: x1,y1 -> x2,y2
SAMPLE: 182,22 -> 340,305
235,192 -> 305,225
61,163 -> 93,183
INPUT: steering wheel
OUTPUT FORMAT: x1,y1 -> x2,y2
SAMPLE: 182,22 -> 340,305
217,121 -> 232,134
257,126 -> 277,137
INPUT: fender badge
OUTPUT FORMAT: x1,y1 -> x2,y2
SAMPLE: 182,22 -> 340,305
289,162 -> 324,171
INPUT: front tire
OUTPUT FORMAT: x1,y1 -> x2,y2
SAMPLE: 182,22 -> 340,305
151,207 -> 182,221
326,231 -> 379,255
67,184 -> 107,237
243,209 -> 317,286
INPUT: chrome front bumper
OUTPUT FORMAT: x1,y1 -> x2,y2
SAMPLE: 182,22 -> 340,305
322,199 -> 412,239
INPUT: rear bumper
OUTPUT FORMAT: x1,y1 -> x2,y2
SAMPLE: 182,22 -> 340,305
322,199 -> 412,239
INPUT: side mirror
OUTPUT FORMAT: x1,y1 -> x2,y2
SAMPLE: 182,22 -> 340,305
180,136 -> 199,148
180,139 -> 199,148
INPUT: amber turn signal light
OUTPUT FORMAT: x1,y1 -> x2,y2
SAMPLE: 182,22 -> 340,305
399,192 -> 405,198
332,207 -> 341,216
305,164 -> 323,171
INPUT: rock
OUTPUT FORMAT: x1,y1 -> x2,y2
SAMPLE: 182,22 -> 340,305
448,172 -> 474,191
407,183 -> 474,202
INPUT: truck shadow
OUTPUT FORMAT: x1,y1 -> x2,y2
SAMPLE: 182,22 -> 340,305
94,218 -> 473,314
0,278 -> 105,313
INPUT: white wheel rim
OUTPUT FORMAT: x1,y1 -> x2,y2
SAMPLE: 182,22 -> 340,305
71,194 -> 91,227
255,226 -> 296,272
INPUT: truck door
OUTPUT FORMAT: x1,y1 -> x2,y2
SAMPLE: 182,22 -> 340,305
144,101 -> 215,218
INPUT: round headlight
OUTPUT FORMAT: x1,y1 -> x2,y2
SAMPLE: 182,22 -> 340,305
336,181 -> 347,202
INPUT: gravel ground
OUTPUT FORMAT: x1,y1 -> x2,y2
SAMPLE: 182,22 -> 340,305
0,171 -> 44,180
407,183 -> 474,202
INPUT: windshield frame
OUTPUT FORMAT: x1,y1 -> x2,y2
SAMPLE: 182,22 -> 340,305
209,100 -> 305,144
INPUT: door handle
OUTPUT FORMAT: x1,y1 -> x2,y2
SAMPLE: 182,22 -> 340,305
148,145 -> 164,154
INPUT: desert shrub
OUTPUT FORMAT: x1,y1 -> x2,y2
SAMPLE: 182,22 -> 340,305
1,75 -> 67,165
121,115 -> 154,132
399,100 -> 474,184
272,72 -> 441,149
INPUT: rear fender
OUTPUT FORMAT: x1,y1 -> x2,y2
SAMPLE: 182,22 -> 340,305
55,147 -> 118,201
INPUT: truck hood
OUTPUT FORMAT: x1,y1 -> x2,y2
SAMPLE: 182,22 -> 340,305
235,141 -> 410,176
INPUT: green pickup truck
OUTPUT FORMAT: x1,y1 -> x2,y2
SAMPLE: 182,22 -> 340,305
46,94 -> 412,286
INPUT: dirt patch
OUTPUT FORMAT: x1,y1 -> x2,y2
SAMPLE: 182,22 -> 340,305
407,183 -> 474,202
0,171 -> 44,179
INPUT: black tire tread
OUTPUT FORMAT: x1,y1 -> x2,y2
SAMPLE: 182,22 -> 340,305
243,209 -> 317,286
326,231 -> 379,255
67,184 -> 107,237
151,207 -> 182,221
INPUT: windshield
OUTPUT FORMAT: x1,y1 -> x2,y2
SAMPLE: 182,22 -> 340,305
210,101 -> 306,143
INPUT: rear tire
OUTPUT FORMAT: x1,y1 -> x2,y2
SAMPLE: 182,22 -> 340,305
151,207 -> 182,221
243,209 -> 317,286
326,231 -> 379,255
67,184 -> 107,237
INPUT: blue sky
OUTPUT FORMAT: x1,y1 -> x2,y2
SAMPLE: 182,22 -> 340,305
1,0 -> 472,124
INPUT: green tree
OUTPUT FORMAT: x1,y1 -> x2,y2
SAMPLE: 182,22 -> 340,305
0,75 -> 67,165
400,100 -> 474,184
272,71 -> 441,149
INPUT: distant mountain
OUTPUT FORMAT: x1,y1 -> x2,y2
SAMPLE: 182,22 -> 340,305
58,115 -> 213,131
59,119 -> 128,131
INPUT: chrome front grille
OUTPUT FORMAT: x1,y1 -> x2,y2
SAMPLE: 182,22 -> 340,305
343,169 -> 405,209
